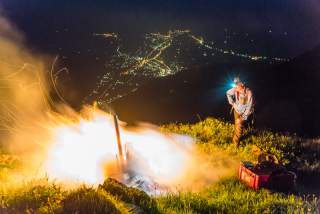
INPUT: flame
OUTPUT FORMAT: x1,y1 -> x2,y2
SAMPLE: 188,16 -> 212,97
43,107 -> 193,187
124,129 -> 192,183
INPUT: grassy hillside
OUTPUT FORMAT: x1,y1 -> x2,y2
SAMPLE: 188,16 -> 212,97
1,118 -> 319,213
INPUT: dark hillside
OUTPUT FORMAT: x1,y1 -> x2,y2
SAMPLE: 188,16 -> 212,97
113,45 -> 320,137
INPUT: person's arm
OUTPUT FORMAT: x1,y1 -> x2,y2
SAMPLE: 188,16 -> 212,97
242,90 -> 253,120
226,88 -> 235,105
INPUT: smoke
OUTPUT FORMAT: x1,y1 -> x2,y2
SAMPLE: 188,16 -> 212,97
123,124 -> 238,193
0,14 -> 237,193
40,109 -> 238,194
0,13 -> 52,174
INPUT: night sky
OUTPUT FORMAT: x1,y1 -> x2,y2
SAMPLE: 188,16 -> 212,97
2,0 -> 320,57
1,1 -> 320,94
1,0 -> 320,135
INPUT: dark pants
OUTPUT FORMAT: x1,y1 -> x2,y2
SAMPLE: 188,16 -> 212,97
232,111 -> 243,146
232,110 -> 254,146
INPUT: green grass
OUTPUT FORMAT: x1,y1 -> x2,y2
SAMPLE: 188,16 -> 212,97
0,179 -> 133,214
0,117 -> 319,213
61,186 -> 130,214
0,179 -> 65,213
162,118 -> 300,165
99,178 -> 158,213
1,178 -> 317,214
157,177 -> 307,214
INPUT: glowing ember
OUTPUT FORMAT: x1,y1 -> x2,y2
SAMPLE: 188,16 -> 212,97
43,107 -> 193,190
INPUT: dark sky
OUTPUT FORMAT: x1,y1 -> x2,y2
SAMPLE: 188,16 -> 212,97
1,0 -> 320,103
1,0 -> 320,136
2,0 -> 320,57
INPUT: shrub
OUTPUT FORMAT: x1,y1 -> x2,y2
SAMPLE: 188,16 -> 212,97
99,178 -> 159,213
1,182 -> 64,213
60,186 -> 129,214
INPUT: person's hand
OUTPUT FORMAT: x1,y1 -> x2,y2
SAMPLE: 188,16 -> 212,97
242,115 -> 248,121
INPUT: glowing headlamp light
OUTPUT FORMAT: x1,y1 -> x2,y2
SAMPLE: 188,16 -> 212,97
230,82 -> 236,88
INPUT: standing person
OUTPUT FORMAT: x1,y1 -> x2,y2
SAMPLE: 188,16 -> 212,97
226,77 -> 254,147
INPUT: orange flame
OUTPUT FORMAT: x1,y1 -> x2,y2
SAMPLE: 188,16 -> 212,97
43,107 -> 193,187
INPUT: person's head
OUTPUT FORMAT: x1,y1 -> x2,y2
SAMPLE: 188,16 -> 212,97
233,77 -> 246,92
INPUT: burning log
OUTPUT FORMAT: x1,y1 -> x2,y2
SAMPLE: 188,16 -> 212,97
113,114 -> 125,169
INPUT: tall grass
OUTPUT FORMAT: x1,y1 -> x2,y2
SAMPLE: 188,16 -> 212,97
163,118 -> 302,166
0,117 -> 319,213
157,177 -> 306,213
